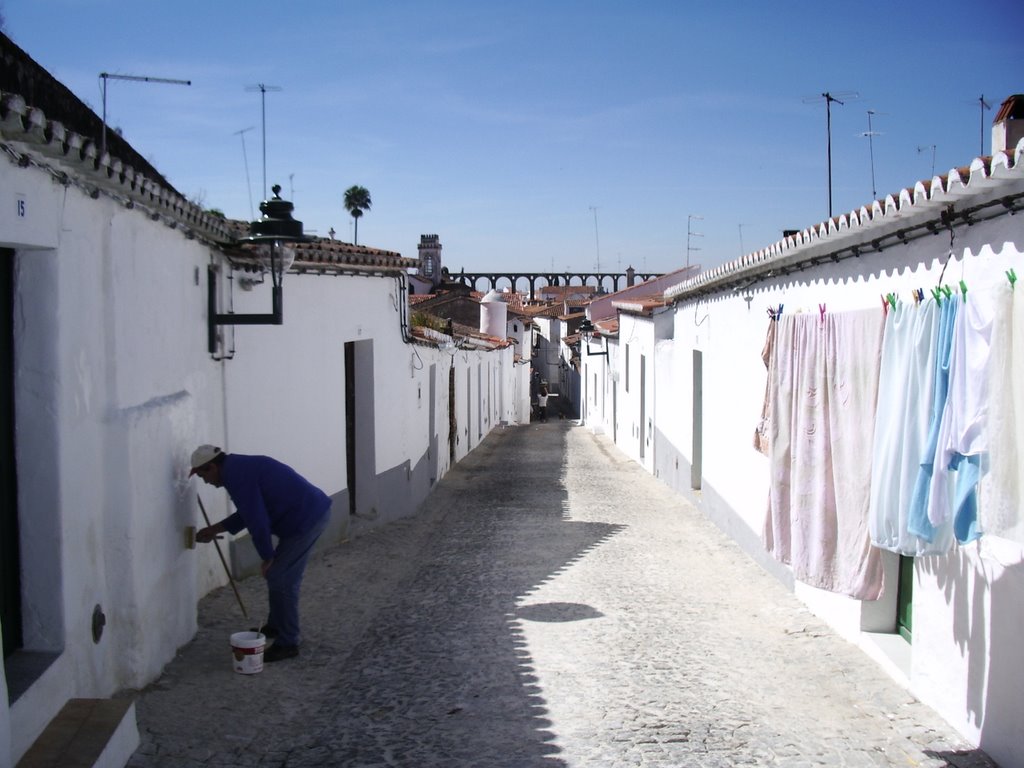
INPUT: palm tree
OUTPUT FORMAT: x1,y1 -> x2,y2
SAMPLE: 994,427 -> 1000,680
343,185 -> 372,245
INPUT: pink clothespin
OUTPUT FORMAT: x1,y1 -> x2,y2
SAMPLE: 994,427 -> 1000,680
819,303 -> 826,324
881,294 -> 889,316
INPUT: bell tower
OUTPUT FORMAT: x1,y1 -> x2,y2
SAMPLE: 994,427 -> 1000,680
418,234 -> 443,290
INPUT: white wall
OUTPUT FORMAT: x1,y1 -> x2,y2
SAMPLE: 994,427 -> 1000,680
3,164 -> 223,760
0,156 -> 523,765
580,175 -> 1024,766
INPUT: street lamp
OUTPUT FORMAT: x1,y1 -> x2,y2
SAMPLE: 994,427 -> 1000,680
577,318 -> 608,357
208,184 -> 308,354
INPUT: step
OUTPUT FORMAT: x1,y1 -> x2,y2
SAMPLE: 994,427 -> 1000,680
17,698 -> 139,768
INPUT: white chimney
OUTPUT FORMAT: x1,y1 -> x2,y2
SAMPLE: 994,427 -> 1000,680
992,94 -> 1024,154
479,290 -> 507,338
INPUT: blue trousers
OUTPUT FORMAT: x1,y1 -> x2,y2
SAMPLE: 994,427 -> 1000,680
265,509 -> 330,646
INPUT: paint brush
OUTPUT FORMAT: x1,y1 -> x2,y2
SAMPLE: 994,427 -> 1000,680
197,494 -> 249,619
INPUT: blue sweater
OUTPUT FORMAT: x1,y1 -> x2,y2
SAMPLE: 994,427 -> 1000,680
220,454 -> 331,561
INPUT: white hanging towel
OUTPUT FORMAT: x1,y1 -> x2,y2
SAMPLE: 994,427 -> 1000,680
980,285 -> 1024,543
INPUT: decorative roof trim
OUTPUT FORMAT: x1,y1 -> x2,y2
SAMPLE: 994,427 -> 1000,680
2,88 -> 233,245
664,140 -> 1024,302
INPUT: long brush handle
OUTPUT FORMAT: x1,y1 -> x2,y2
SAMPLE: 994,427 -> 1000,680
197,494 -> 249,620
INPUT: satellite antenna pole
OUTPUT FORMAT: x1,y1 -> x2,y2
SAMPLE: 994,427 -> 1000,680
804,90 -> 858,218
859,109 -> 883,200
246,83 -> 282,200
686,214 -> 703,268
233,126 -> 256,219
99,72 -> 191,160
588,206 -> 601,272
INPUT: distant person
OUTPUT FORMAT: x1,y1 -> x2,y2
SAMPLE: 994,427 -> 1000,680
538,388 -> 549,422
191,445 -> 332,663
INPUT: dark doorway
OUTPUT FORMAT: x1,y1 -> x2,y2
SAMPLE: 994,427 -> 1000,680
691,349 -> 703,490
896,555 -> 913,642
448,365 -> 456,463
345,342 -> 357,517
1,249 -> 21,658
345,340 -> 376,519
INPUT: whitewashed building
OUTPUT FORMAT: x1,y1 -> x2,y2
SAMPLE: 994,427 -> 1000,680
579,110 -> 1024,767
0,36 -> 524,766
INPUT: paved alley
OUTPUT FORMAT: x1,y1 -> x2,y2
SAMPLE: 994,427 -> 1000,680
125,423 -> 996,767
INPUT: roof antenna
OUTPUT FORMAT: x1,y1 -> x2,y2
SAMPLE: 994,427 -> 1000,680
687,214 -> 703,269
99,72 -> 191,160
804,90 -> 859,218
917,144 -> 937,179
859,109 -> 884,200
233,126 -> 256,219
975,95 -> 992,156
245,83 -> 283,200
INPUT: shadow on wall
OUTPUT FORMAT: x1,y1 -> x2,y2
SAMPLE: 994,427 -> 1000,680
918,545 -> 1024,768
982,553 -> 1024,767
302,424 -> 624,765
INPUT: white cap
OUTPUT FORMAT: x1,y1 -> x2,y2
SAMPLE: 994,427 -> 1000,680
189,445 -> 223,475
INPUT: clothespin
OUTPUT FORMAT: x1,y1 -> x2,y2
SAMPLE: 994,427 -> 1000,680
887,293 -> 897,311
1007,268 -> 1017,287
819,303 -> 826,324
959,279 -> 968,302
777,303 -> 784,318
881,294 -> 889,315
942,284 -> 953,299
913,288 -> 924,305
931,286 -> 943,305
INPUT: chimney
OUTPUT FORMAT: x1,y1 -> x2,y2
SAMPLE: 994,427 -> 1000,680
992,95 -> 1024,154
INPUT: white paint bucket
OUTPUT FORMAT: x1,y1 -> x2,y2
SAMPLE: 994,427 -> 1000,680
230,631 -> 266,674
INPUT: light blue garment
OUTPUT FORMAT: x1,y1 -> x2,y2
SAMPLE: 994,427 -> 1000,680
906,295 -> 958,548
868,300 -> 944,555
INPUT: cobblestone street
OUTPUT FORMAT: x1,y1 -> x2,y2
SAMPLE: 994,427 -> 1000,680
125,422 -> 996,767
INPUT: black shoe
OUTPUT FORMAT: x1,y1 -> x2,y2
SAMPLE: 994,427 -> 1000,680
256,624 -> 278,639
264,643 -> 299,663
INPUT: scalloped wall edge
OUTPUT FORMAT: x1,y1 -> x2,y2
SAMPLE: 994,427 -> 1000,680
664,138 -> 1023,301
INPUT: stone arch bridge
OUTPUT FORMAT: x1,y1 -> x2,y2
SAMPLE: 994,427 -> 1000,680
451,268 -> 662,300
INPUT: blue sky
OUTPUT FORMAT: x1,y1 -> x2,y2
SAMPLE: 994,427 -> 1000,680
3,1 -> 1022,274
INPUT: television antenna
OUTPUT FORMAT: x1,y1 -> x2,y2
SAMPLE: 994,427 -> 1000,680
859,109 -> 884,200
917,144 -> 937,178
686,214 -> 703,268
233,126 -> 256,219
804,90 -> 859,218
99,72 -> 191,160
588,206 -> 601,271
970,95 -> 992,156
245,83 -> 282,199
